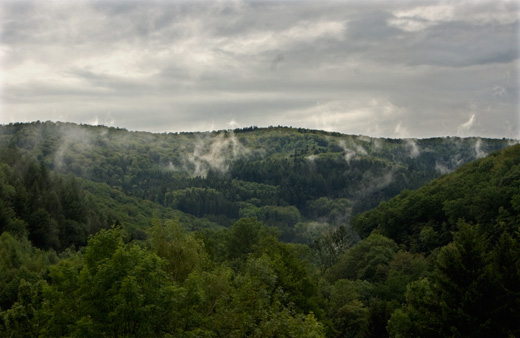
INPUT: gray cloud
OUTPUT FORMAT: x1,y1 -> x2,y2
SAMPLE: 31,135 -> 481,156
1,0 -> 518,138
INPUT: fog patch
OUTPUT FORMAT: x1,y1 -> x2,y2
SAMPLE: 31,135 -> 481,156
305,154 -> 318,162
450,153 -> 464,167
185,131 -> 249,177
356,135 -> 383,152
357,135 -> 372,143
474,138 -> 487,158
372,138 -> 383,151
87,114 -> 115,128
357,167 -> 396,197
435,162 -> 451,174
338,139 -> 367,163
406,139 -> 420,158
167,161 -> 178,171
305,154 -> 319,167
353,143 -> 368,156
54,125 -> 94,171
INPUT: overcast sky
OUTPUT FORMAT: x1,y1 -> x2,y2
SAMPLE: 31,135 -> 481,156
1,0 -> 519,138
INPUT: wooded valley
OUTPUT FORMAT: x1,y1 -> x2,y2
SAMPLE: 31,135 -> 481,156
0,121 -> 518,337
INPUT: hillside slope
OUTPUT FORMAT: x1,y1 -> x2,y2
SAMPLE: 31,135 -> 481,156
0,145 -> 219,251
324,144 -> 520,337
0,121 -> 513,241
352,144 -> 520,252
0,124 -> 518,337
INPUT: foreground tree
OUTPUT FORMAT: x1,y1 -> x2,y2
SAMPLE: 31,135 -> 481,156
388,222 -> 520,338
41,227 -> 181,337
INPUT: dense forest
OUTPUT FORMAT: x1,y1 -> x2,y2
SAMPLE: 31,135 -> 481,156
0,121 -> 518,337
0,121 -> 512,240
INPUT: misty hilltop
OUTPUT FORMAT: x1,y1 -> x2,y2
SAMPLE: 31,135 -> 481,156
0,121 -> 514,241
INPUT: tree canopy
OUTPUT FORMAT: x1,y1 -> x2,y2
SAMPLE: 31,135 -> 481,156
0,122 -> 518,337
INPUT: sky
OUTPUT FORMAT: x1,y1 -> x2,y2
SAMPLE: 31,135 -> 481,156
1,0 -> 519,139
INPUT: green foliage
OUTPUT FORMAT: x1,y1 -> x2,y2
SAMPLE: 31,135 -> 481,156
214,247 -> 325,337
0,149 -> 93,251
1,278 -> 47,338
352,144 -> 520,252
388,221 -> 520,338
41,227 -> 181,337
224,218 -> 265,261
311,225 -> 356,271
328,233 -> 399,283
170,187 -> 239,219
0,122 -> 518,337
1,122 -> 511,241
148,218 -> 208,282
387,278 -> 440,338
328,279 -> 373,337
0,231 -> 58,337
0,144 -> 222,251
0,232 -> 56,311
306,197 -> 353,225
253,236 -> 322,316
379,251 -> 429,303
0,220 -> 328,337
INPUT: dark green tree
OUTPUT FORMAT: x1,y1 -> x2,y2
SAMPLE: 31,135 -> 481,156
41,227 -> 181,337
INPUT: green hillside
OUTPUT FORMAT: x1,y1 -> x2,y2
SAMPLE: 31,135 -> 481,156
325,144 -> 520,337
352,144 -> 520,252
0,145 -> 219,251
0,122 -> 518,337
0,121 -> 512,242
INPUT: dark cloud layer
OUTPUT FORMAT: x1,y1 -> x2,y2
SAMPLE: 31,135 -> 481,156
1,0 -> 518,138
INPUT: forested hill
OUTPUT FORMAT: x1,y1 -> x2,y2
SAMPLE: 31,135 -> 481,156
351,143 -> 520,252
0,121 -> 514,243
0,121 -> 519,337
326,144 -> 520,337
0,124 -> 520,338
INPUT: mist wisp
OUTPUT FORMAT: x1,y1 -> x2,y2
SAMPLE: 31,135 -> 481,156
185,131 -> 249,177
474,138 -> 487,158
405,139 -> 420,158
338,139 -> 367,163
53,124 -> 94,172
